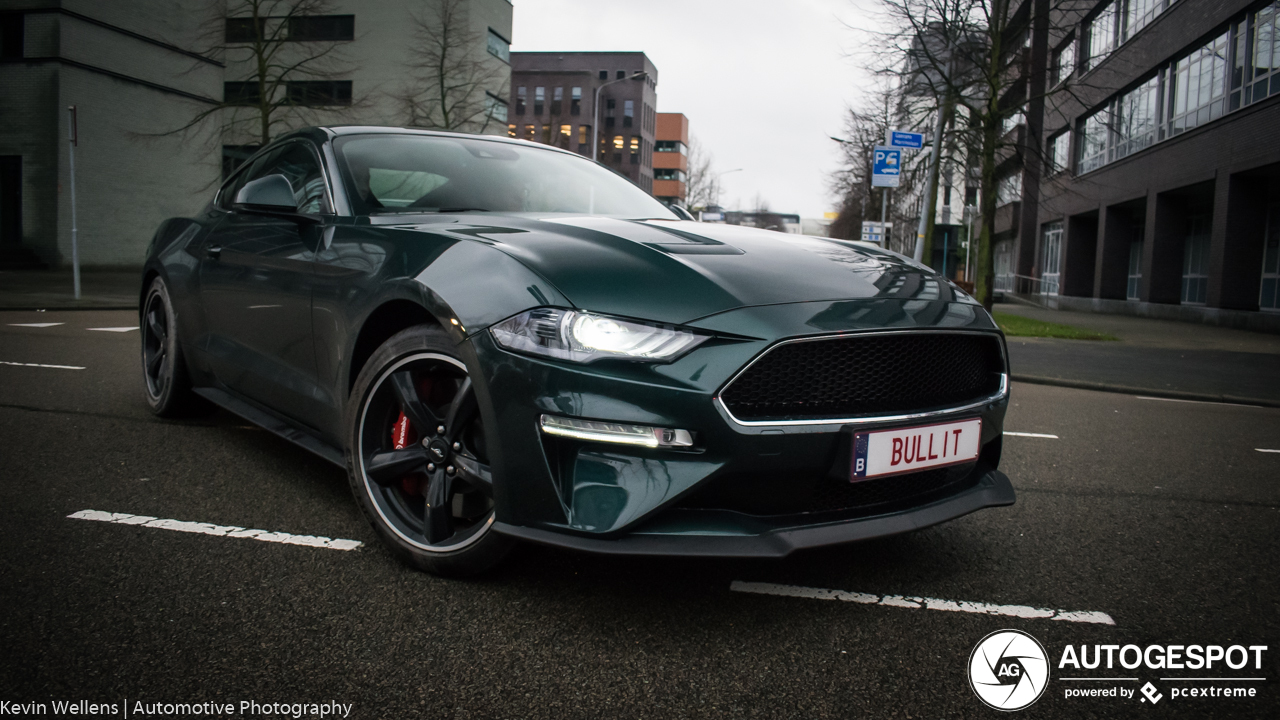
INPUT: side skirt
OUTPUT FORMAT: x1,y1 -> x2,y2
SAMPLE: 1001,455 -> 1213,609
193,387 -> 345,468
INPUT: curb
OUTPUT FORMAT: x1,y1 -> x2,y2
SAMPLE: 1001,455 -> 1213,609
1010,374 -> 1280,409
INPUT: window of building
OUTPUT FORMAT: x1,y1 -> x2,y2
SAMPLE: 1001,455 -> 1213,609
523,124 -> 535,141
623,100 -> 634,128
0,13 -> 23,58
559,124 -> 572,148
578,125 -> 589,145
1244,2 -> 1280,107
1084,1 -> 1119,71
993,242 -> 1014,292
1041,222 -> 1063,296
541,124 -> 552,145
1181,214 -> 1211,305
1165,30 -> 1230,137
1048,131 -> 1070,173
1122,0 -> 1165,42
286,80 -> 351,106
515,87 -> 525,115
654,169 -> 687,181
485,92 -> 508,124
551,87 -> 563,115
534,87 -> 544,115
605,98 -> 615,127
220,145 -> 260,179
655,140 -> 687,154
487,28 -> 510,62
288,15 -> 354,41
1077,108 -> 1110,174
629,136 -> 640,164
613,135 -> 623,163
1001,110 -> 1025,136
225,17 -> 266,43
1051,37 -> 1075,86
1113,75 -> 1160,159
1127,239 -> 1143,300
571,87 -> 582,115
507,124 -> 516,138
224,81 -> 261,105
1262,204 -> 1280,311
996,172 -> 1022,206
598,70 -> 607,80
616,70 -> 625,79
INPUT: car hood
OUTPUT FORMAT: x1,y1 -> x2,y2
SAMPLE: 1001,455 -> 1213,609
401,215 -> 976,326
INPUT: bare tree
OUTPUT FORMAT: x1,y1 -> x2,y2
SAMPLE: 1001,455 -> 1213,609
863,0 -> 1102,308
683,136 -> 721,211
399,0 -> 509,133
163,0 -> 361,156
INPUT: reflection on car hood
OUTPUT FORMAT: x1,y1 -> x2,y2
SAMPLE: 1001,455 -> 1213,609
411,215 -> 976,326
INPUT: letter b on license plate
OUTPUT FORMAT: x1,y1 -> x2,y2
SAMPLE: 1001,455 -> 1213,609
851,418 -> 982,480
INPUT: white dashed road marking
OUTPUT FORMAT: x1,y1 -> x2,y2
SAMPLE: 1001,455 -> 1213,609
1004,431 -> 1059,439
68,510 -> 363,551
86,326 -> 139,332
0,361 -> 85,370
1135,395 -> 1261,408
729,581 -> 1115,625
7,323 -> 64,328
1257,448 -> 1280,454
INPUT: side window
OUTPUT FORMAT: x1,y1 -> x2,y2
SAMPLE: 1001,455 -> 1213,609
253,142 -> 329,213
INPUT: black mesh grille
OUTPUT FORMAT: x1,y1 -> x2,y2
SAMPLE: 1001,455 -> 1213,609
720,333 -> 1004,422
677,464 -> 979,519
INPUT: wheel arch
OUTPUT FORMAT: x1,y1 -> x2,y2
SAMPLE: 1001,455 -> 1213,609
348,299 -> 442,395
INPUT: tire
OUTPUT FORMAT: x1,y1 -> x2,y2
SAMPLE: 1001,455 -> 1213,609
345,324 -> 513,576
141,276 -> 202,417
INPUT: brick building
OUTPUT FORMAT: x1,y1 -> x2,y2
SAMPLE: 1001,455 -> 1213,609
653,112 -> 688,205
507,51 -> 658,192
1025,0 -> 1280,328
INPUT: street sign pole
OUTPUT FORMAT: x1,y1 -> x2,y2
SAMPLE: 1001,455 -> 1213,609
913,110 -> 946,264
68,105 -> 80,300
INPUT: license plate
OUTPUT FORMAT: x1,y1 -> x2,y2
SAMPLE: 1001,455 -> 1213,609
851,418 -> 982,480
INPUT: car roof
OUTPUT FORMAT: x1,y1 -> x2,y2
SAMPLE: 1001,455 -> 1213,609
274,125 -> 575,157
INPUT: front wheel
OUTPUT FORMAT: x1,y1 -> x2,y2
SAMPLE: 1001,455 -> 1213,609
141,276 -> 201,417
346,325 -> 512,576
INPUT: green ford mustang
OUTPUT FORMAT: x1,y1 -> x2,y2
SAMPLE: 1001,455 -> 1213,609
140,126 -> 1014,575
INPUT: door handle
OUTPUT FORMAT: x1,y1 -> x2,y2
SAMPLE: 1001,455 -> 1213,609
206,245 -> 222,259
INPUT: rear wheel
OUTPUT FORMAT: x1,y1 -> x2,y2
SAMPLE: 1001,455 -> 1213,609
346,325 -> 512,576
141,276 -> 200,417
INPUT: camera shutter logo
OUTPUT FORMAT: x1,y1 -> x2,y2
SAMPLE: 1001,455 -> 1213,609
969,630 -> 1050,711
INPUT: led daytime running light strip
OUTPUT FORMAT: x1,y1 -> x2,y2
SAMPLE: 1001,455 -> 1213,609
539,414 -> 693,448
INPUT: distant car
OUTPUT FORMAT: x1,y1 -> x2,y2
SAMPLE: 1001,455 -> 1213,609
140,126 -> 1014,575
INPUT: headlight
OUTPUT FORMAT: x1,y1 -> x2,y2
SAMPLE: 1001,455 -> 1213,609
490,308 -> 708,363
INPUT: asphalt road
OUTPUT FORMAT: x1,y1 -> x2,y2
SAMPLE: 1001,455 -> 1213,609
1,310 -> 1278,719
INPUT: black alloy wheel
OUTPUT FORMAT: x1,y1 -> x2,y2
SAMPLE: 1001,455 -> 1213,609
347,326 -> 511,575
141,276 -> 199,417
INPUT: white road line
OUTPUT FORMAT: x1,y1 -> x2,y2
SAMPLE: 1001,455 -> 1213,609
0,360 -> 85,370
1135,396 -> 1261,408
1159,678 -> 1266,681
729,581 -> 1115,625
1061,678 -> 1138,681
7,322 -> 64,328
86,326 -> 139,332
68,510 -> 363,551
1257,448 -> 1280,454
1004,431 -> 1059,439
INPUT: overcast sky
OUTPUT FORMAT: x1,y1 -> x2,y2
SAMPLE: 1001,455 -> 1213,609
510,0 -> 881,218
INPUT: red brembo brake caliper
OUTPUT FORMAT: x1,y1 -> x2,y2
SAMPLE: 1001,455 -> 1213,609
391,376 -> 434,496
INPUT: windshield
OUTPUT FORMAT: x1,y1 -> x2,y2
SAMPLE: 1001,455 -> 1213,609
333,134 -> 677,219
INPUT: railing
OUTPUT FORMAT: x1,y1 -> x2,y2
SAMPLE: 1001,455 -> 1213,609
1009,273 -> 1057,297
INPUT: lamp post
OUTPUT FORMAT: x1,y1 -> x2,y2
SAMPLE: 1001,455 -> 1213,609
591,71 -> 648,163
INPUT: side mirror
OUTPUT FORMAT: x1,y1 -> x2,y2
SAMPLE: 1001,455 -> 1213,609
234,174 -> 298,213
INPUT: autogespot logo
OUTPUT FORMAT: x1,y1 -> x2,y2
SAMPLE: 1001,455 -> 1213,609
969,630 -> 1051,711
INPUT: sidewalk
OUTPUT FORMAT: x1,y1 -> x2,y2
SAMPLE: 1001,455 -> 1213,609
0,269 -> 141,310
996,302 -> 1280,406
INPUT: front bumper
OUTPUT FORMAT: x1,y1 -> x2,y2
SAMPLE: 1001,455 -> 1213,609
493,468 -> 1014,557
465,299 -> 1012,555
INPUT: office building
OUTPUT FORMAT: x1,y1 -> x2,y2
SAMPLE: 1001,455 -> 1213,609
508,51 -> 658,192
0,0 -> 512,269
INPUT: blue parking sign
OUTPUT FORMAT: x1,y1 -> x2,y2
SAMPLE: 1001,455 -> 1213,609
872,146 -> 901,188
